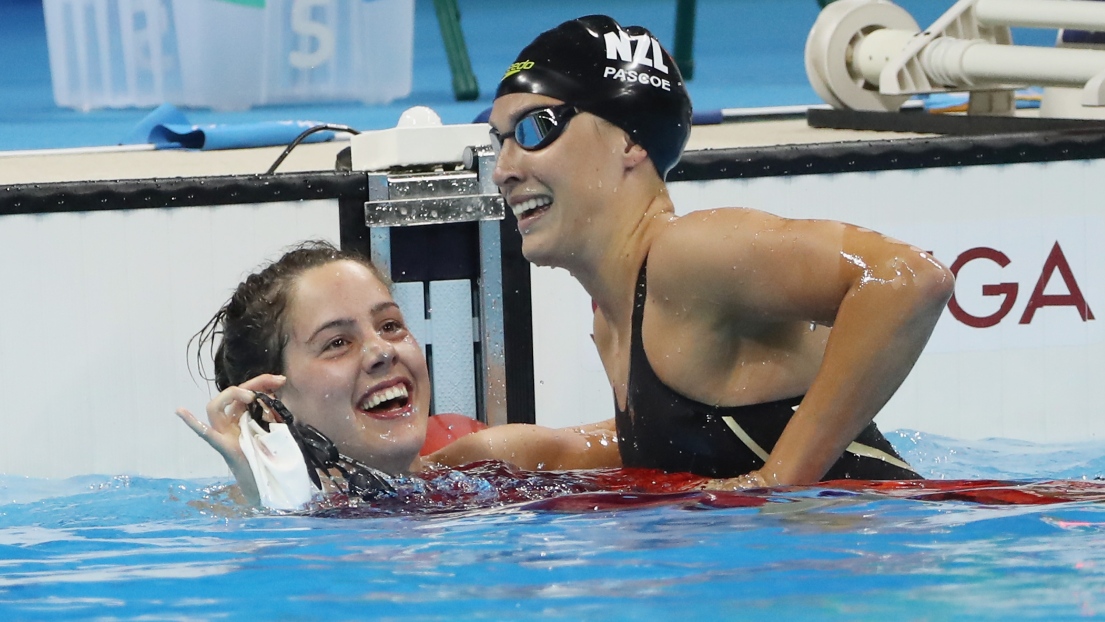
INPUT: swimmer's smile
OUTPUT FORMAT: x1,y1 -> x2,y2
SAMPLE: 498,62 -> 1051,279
357,378 -> 413,421
511,195 -> 552,230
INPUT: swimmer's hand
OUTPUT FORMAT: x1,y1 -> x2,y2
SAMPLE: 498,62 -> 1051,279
700,470 -> 775,491
175,374 -> 287,507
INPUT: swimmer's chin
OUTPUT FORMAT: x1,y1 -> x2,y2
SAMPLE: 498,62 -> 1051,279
517,231 -> 565,267
521,249 -> 556,267
517,247 -> 561,268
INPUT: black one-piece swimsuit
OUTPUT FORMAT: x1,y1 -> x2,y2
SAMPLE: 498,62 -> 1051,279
614,262 -> 921,480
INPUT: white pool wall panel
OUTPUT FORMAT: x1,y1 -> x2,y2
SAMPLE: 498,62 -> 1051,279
0,200 -> 340,479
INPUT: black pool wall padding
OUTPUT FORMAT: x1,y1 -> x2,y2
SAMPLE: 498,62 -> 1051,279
669,127 -> 1105,183
807,108 -> 1105,136
1,171 -> 367,217
6,125 -> 1105,217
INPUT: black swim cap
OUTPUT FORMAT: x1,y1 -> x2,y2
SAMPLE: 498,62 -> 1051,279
495,15 -> 692,179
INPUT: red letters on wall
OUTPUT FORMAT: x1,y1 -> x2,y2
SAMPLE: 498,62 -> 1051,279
947,242 -> 1095,328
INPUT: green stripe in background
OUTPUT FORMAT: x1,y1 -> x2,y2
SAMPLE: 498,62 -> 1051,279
218,0 -> 265,7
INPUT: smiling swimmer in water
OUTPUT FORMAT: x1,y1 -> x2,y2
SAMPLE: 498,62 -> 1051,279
487,15 -> 955,488
176,241 -> 623,508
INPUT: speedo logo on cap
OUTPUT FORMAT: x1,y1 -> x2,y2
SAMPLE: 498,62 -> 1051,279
602,31 -> 672,91
502,60 -> 535,79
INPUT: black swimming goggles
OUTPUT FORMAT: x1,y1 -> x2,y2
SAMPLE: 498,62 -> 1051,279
489,104 -> 580,155
250,392 -> 395,501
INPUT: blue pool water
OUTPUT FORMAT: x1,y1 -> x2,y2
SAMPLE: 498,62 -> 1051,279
4,432 -> 1105,620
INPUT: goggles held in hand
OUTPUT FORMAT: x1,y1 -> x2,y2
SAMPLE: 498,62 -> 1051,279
250,392 -> 395,501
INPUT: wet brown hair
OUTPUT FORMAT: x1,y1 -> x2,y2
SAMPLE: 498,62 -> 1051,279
191,240 -> 389,391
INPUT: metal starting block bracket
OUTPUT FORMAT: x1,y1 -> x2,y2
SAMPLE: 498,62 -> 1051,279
364,170 -> 504,227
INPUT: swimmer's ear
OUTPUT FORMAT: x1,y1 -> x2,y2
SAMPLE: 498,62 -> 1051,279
621,137 -> 649,170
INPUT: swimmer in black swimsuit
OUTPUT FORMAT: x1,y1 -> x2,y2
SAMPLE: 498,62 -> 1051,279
617,262 -> 920,481
490,16 -> 953,487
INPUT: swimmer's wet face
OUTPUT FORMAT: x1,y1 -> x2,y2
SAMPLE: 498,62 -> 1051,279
489,104 -> 579,155
277,260 -> 430,475
491,15 -> 692,268
491,93 -> 639,267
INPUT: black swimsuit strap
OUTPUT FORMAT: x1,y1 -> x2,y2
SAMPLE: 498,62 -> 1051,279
614,260 -> 650,418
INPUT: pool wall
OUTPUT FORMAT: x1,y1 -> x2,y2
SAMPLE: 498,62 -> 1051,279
3,123 -> 1103,478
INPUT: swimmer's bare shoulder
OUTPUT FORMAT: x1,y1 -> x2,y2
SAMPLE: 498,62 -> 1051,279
648,207 -> 850,324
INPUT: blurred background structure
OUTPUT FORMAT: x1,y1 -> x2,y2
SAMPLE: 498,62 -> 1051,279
3,0 -> 1053,152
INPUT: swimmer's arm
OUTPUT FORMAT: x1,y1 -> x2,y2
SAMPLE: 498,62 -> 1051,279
658,210 -> 954,485
766,224 -> 952,484
426,418 -> 622,471
175,374 -> 288,507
